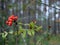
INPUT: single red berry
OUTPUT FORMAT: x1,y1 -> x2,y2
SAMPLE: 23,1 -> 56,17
6,21 -> 9,24
8,18 -> 13,22
8,15 -> 15,20
8,22 -> 12,26
14,16 -> 18,21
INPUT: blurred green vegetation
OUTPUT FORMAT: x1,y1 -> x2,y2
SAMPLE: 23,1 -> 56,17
0,0 -> 60,45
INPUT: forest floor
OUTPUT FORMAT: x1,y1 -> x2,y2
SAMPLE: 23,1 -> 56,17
49,34 -> 60,45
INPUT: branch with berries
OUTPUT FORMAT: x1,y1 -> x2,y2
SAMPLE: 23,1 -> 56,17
1,15 -> 42,39
6,15 -> 18,26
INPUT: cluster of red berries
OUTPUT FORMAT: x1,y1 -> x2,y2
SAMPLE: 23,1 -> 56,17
6,15 -> 18,26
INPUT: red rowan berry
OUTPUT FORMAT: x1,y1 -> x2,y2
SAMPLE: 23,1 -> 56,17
8,22 -> 12,26
8,15 -> 15,20
14,16 -> 18,21
8,18 -> 13,22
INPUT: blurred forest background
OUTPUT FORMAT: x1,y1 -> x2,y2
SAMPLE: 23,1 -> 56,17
0,0 -> 60,34
0,0 -> 60,45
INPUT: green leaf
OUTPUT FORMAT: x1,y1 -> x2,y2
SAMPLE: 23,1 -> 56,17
9,30 -> 13,34
19,26 -> 23,29
2,31 -> 8,39
31,30 -> 35,36
29,22 -> 35,29
14,29 -> 24,35
18,22 -> 22,25
22,31 -> 26,38
36,26 -> 42,31
27,30 -> 35,36
27,30 -> 32,36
